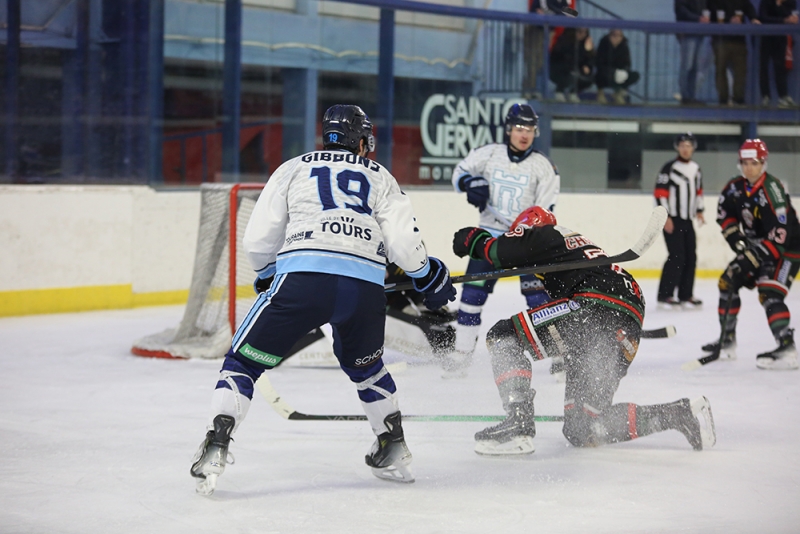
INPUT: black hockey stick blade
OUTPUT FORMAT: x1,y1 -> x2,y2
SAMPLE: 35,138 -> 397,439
386,206 -> 668,292
641,325 -> 676,339
255,375 -> 564,423
682,293 -> 734,371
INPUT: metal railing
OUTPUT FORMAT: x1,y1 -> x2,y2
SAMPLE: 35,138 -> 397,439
473,5 -> 800,106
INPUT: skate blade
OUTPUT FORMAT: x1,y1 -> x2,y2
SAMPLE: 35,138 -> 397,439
681,359 -> 702,372
756,354 -> 799,370
370,463 -> 415,483
690,396 -> 716,450
195,474 -> 217,496
441,368 -> 469,379
474,436 -> 535,456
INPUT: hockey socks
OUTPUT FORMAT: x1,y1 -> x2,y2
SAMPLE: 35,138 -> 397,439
630,398 -> 716,450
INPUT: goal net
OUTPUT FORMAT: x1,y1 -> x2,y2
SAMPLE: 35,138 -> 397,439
131,183 -> 264,360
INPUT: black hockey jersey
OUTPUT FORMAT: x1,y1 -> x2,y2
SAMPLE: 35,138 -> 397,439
474,224 -> 645,325
717,173 -> 800,261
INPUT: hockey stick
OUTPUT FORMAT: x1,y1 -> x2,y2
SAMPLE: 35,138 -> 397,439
255,373 -> 565,423
681,292 -> 734,371
484,205 -> 513,228
386,206 -> 669,292
641,325 -> 677,339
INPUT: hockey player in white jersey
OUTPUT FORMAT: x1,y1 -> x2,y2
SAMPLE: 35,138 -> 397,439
190,104 -> 456,494
446,103 -> 561,377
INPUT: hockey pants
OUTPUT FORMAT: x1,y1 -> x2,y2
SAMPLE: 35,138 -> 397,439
487,299 -> 690,447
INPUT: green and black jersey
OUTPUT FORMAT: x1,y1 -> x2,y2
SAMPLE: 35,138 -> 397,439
466,225 -> 645,326
717,173 -> 800,262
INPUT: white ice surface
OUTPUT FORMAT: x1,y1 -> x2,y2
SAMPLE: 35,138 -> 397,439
2,279 -> 799,533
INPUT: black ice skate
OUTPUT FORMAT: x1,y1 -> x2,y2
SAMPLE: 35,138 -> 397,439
190,414 -> 235,496
365,412 -> 414,483
680,297 -> 703,309
657,297 -> 681,310
701,331 -> 737,360
666,397 -> 716,451
756,329 -> 799,370
474,395 -> 536,456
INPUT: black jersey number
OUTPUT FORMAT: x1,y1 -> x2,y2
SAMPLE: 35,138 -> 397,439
310,167 -> 372,215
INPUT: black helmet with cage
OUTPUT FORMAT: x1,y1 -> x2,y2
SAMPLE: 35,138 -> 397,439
322,105 -> 376,155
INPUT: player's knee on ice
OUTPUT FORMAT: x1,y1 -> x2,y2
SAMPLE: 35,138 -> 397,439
562,408 -> 606,447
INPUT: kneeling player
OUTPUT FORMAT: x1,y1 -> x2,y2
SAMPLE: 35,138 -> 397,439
452,207 -> 716,455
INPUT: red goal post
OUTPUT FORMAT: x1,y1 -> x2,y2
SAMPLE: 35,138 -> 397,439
131,183 -> 265,359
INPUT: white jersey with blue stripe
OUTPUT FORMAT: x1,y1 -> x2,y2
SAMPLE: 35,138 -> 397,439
243,150 -> 429,286
452,143 -> 560,235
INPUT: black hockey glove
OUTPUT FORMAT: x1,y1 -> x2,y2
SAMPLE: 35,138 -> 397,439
458,175 -> 490,211
452,227 -> 492,259
412,257 -> 457,311
723,226 -> 747,253
253,275 -> 274,294
722,249 -> 760,290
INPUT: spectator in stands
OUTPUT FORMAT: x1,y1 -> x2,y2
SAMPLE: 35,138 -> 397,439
759,0 -> 799,108
707,0 -> 760,105
525,1 -> 576,98
675,0 -> 711,105
595,29 -> 640,105
524,1 -> 548,99
550,27 -> 595,102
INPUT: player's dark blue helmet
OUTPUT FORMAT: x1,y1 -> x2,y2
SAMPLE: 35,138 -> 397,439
322,104 -> 375,155
504,103 -> 539,138
674,132 -> 697,150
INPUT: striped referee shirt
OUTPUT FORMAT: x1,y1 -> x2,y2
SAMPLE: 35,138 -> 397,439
654,158 -> 704,220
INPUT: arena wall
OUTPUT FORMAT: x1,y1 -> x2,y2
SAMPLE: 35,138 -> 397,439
0,185 -> 729,317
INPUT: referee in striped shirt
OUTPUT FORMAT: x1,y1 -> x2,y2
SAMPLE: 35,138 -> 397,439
655,133 -> 705,308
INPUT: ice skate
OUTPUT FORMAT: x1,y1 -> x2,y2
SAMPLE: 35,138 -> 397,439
701,331 -> 737,360
657,297 -> 681,310
474,396 -> 536,456
756,329 -> 799,370
441,323 -> 479,379
680,297 -> 703,310
365,412 -> 414,483
190,414 -> 235,496
440,349 -> 473,379
662,397 -> 715,450
549,356 -> 566,384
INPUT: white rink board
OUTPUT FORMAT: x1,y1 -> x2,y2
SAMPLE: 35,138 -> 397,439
0,185 -> 728,297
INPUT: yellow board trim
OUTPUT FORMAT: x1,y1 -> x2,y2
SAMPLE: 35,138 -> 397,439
626,269 -> 723,280
0,269 -> 725,318
0,285 -> 189,318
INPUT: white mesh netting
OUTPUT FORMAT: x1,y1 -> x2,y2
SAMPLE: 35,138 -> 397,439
131,183 -> 263,359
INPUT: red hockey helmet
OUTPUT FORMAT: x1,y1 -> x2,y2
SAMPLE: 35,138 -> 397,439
738,139 -> 768,163
511,206 -> 557,231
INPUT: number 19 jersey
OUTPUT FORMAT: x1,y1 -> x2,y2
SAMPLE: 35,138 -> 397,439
243,150 -> 429,286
